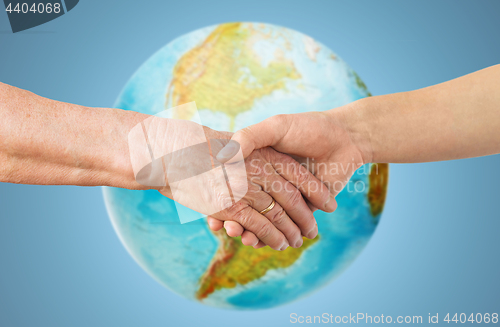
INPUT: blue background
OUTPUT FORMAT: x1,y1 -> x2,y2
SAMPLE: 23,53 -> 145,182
1,0 -> 499,326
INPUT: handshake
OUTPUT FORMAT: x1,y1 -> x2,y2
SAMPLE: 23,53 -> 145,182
0,65 -> 496,252
128,102 -> 370,251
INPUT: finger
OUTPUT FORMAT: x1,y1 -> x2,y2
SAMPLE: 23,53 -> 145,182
207,216 -> 223,231
248,187 -> 303,248
223,224 -> 264,249
271,151 -> 336,212
306,200 -> 318,213
208,214 -> 262,248
308,223 -> 318,240
253,161 -> 317,241
253,240 -> 266,249
225,225 -> 264,248
224,221 -> 244,237
262,199 -> 304,248
224,181 -> 299,249
217,204 -> 289,251
241,230 -> 259,246
211,215 -> 264,249
217,115 -> 291,162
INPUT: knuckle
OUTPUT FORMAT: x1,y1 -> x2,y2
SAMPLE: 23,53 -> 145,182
243,188 -> 266,208
234,206 -> 254,228
268,207 -> 287,225
256,222 -> 273,241
247,182 -> 262,194
225,202 -> 249,222
287,188 -> 304,208
215,192 -> 234,210
296,165 -> 311,186
282,158 -> 308,186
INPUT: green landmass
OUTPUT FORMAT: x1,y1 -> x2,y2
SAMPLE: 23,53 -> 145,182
197,231 -> 319,300
166,22 -> 301,128
368,163 -> 389,217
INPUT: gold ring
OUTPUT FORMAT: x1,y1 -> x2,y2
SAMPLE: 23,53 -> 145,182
259,198 -> 276,215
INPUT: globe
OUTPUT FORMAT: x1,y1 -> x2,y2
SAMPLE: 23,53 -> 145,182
103,22 -> 388,309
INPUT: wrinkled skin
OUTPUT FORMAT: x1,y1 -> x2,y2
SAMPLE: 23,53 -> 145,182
208,110 -> 366,248
153,126 -> 333,251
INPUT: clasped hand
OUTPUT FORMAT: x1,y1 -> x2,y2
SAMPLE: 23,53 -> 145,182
138,108 -> 366,250
207,110 -> 367,249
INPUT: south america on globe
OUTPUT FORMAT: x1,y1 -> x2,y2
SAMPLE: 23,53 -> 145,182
103,22 -> 388,309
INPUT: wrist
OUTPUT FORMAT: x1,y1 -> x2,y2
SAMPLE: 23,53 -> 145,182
97,108 -> 151,190
109,113 -> 232,192
326,97 -> 376,164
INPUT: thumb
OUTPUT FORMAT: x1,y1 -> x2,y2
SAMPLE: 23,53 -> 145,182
216,115 -> 289,162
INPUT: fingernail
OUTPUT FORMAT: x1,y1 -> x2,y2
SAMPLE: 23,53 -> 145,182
306,225 -> 318,239
324,195 -> 337,212
280,241 -> 289,251
216,141 -> 239,162
294,238 -> 303,248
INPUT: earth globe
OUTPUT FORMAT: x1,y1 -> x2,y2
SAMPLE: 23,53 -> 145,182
103,22 -> 388,310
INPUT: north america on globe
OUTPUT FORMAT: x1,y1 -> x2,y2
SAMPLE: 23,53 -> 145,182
104,22 -> 388,309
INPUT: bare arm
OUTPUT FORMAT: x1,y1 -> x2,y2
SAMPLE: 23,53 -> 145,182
347,64 -> 500,163
0,82 -> 144,189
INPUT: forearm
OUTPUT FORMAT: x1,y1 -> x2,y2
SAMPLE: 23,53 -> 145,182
338,64 -> 500,163
0,82 -> 147,189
